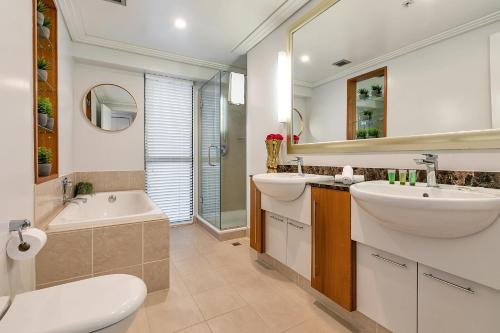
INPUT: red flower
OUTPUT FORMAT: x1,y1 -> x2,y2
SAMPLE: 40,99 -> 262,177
293,135 -> 299,141
266,133 -> 284,141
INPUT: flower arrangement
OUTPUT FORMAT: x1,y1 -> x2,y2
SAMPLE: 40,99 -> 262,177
293,135 -> 300,144
265,133 -> 284,173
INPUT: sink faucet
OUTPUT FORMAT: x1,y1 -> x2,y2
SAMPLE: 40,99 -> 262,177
414,154 -> 439,187
288,157 -> 304,176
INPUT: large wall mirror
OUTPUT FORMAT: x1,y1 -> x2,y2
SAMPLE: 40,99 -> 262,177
289,0 -> 500,152
83,84 -> 137,132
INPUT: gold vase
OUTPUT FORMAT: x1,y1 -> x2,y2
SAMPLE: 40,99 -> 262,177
265,139 -> 282,173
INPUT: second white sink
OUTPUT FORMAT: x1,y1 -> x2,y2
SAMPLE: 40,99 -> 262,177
351,181 -> 500,238
253,173 -> 334,201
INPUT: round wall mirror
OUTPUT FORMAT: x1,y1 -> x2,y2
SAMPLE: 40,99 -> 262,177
292,108 -> 304,137
83,84 -> 137,132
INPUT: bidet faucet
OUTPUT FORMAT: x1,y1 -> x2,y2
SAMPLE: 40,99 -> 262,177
288,157 -> 304,176
414,154 -> 439,187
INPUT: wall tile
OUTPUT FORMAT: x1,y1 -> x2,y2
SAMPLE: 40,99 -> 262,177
34,173 -> 75,229
94,264 -> 143,279
144,259 -> 170,292
36,229 -> 92,285
36,275 -> 92,290
93,223 -> 143,273
144,220 -> 169,262
75,170 -> 145,192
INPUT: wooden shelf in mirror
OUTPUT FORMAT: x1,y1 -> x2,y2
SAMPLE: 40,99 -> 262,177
33,0 -> 58,184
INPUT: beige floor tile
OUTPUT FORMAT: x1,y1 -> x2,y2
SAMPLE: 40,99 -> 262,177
169,266 -> 191,298
145,291 -> 204,333
126,306 -> 150,333
174,256 -> 213,278
176,322 -> 212,333
193,285 -> 247,320
207,305 -> 270,333
182,268 -> 228,295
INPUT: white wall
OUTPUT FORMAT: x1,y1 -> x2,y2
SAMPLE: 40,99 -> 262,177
72,63 -> 145,171
0,0 -> 35,295
247,0 -> 500,186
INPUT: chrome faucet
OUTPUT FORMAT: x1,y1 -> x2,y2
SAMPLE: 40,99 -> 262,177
288,156 -> 304,176
62,177 -> 88,204
414,154 -> 439,187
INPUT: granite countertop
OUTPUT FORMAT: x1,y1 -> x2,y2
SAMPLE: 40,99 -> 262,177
306,180 -> 351,191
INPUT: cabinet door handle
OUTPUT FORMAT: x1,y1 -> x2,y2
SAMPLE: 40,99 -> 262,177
423,273 -> 475,294
289,222 -> 304,230
312,200 -> 319,277
371,253 -> 407,269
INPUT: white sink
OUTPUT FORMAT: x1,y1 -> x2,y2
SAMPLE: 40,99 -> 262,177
253,173 -> 334,201
351,180 -> 500,238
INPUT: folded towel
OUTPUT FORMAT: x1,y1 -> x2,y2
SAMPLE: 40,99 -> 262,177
334,172 -> 365,184
341,166 -> 354,184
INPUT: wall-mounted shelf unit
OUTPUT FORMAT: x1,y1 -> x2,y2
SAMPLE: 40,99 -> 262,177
33,0 -> 58,184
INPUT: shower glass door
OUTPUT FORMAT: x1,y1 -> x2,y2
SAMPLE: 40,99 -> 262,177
199,73 -> 221,229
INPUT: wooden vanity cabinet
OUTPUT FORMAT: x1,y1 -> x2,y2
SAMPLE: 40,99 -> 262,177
250,177 -> 264,252
311,187 -> 356,311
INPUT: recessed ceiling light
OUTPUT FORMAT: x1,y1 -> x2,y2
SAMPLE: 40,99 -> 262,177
300,55 -> 310,63
174,18 -> 187,29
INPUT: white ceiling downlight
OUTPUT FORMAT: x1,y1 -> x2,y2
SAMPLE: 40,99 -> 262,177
300,55 -> 310,63
174,18 -> 187,30
103,0 -> 126,6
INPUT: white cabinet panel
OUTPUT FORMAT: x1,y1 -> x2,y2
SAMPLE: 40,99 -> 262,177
265,211 -> 287,263
357,243 -> 417,333
286,219 -> 311,280
419,264 -> 500,333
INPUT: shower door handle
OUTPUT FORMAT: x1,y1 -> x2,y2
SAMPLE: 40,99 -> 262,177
208,145 -> 218,166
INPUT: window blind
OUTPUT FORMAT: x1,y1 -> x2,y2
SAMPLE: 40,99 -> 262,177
145,74 -> 193,223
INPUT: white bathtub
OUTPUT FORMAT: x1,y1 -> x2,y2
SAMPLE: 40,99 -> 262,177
48,191 -> 166,231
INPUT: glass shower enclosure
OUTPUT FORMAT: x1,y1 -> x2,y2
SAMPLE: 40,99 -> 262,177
198,72 -> 247,231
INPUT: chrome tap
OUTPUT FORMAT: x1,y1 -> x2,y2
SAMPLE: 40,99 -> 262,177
62,177 -> 87,204
288,156 -> 304,176
414,154 -> 439,187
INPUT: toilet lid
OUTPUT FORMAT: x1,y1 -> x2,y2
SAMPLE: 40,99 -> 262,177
0,274 -> 146,333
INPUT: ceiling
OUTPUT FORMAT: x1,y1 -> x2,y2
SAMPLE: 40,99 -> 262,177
59,0 -> 310,70
293,0 -> 500,85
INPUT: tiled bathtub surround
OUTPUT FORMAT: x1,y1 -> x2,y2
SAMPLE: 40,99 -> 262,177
35,219 -> 169,293
34,174 -> 76,229
278,165 -> 500,189
34,170 -> 145,229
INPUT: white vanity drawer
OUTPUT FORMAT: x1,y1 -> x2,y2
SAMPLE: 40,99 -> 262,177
286,219 -> 311,280
265,211 -> 287,263
418,264 -> 500,333
357,243 -> 417,333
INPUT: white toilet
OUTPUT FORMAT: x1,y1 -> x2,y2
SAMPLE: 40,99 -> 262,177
0,274 -> 146,333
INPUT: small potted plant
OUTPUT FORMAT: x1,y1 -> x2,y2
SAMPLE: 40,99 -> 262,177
75,182 -> 94,196
37,57 -> 49,82
37,0 -> 47,26
371,85 -> 383,98
38,147 -> 52,177
46,106 -> 54,130
358,88 -> 369,100
360,110 -> 372,121
356,128 -> 367,139
37,97 -> 51,127
38,17 -> 51,40
367,127 -> 379,138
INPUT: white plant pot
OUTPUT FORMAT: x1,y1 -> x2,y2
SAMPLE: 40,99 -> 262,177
38,113 -> 48,127
37,12 -> 44,26
38,25 -> 50,40
38,69 -> 48,82
46,117 -> 54,130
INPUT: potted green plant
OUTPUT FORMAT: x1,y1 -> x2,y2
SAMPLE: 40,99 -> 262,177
46,106 -> 54,130
356,128 -> 367,139
37,57 -> 49,82
38,147 -> 52,177
37,0 -> 47,26
371,85 -> 383,98
38,17 -> 51,40
75,182 -> 94,196
358,88 -> 369,100
37,97 -> 51,127
367,127 -> 379,138
361,110 -> 372,121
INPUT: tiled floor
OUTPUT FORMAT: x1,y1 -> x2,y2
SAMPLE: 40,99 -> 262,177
126,223 -> 355,333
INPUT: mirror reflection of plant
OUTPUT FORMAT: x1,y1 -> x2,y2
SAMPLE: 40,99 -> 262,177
371,85 -> 383,95
42,17 -> 52,28
356,128 -> 367,139
358,88 -> 369,96
37,57 -> 50,71
362,110 -> 372,120
37,0 -> 47,13
38,147 -> 52,164
37,97 -> 52,115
